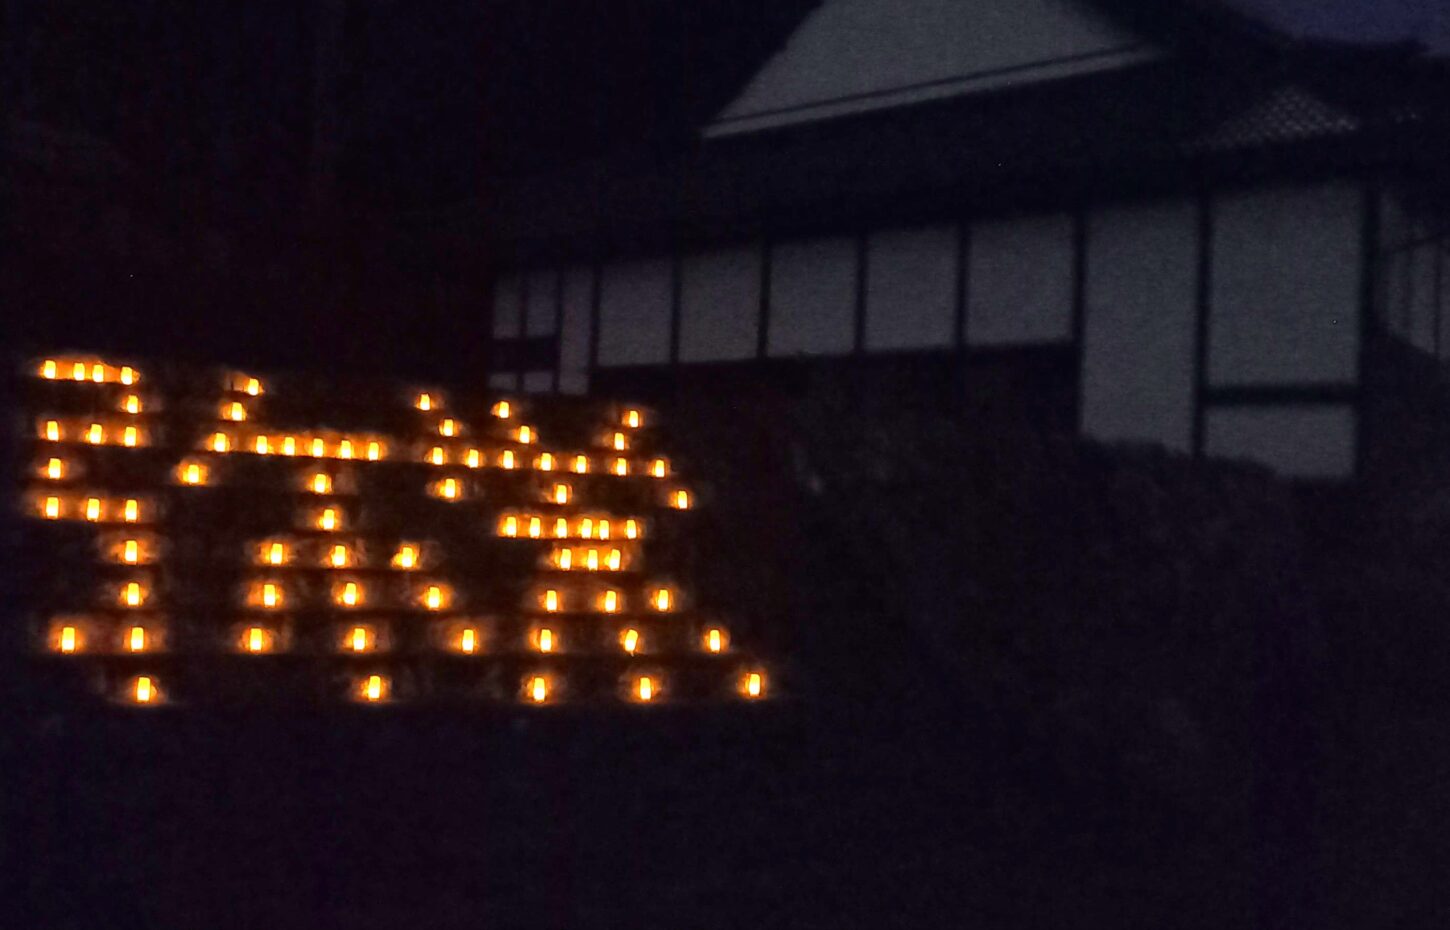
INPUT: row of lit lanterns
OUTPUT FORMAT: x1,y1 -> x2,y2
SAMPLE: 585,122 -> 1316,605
49,619 -> 726,657
109,667 -> 762,706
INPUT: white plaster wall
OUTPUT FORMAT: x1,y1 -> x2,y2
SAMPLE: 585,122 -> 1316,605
1204,404 -> 1356,479
525,269 -> 559,337
557,265 -> 594,394
967,212 -> 1074,345
1207,183 -> 1362,386
680,245 -> 761,362
597,257 -> 673,367
767,236 -> 858,357
522,371 -> 553,394
709,0 -> 1156,135
1081,199 -> 1197,452
864,225 -> 957,351
492,274 -> 522,339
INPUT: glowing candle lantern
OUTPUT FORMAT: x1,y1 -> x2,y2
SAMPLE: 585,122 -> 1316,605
282,436 -> 297,456
91,363 -> 105,383
337,439 -> 354,460
705,628 -> 726,654
59,625 -> 78,653
42,359 -> 57,379
611,457 -> 628,477
543,590 -> 560,613
621,628 -> 640,655
254,435 -> 270,455
500,515 -> 519,538
598,520 -> 611,541
552,483 -> 570,505
612,432 -> 627,452
120,366 -> 137,386
516,426 -> 533,445
528,516 -> 542,539
362,674 -> 385,701
671,490 -> 691,510
311,473 -> 332,494
465,448 -> 482,469
44,458 -> 65,480
181,462 -> 205,486
318,508 -> 338,531
557,548 -> 573,570
71,362 -> 86,381
428,446 -> 446,466
585,549 -> 599,572
392,544 -> 419,570
310,438 -> 326,457
579,518 -> 594,540
416,392 -> 434,411
85,423 -> 104,445
211,431 -> 231,453
133,676 -> 156,704
624,409 -> 642,429
122,539 -> 139,564
537,628 -> 555,653
127,626 -> 147,652
458,628 -> 478,654
224,402 -> 246,422
600,590 -> 620,614
85,497 -> 102,522
122,499 -> 140,523
554,517 -> 569,539
438,477 -> 460,500
651,588 -> 673,612
122,581 -> 143,608
244,627 -> 270,653
529,675 -> 549,703
349,627 -> 370,652
423,585 -> 444,611
536,452 -> 555,471
265,542 -> 287,566
43,496 -> 61,519
122,394 -> 141,414
492,400 -> 511,419
329,544 -> 350,568
636,676 -> 655,702
338,581 -> 360,608
572,454 -> 589,474
742,671 -> 765,699
261,583 -> 281,609
440,418 -> 458,437
650,458 -> 668,478
500,450 -> 516,470
366,440 -> 382,461
44,420 -> 60,442
607,549 -> 622,571
244,377 -> 261,396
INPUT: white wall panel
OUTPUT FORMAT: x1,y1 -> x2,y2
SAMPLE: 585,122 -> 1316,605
680,245 -> 761,362
525,269 -> 559,337
864,226 -> 957,351
558,265 -> 594,393
522,370 -> 553,394
1081,200 -> 1197,452
767,237 -> 857,357
597,257 -> 673,368
967,213 -> 1074,345
487,371 -> 518,391
1204,405 -> 1356,479
1208,183 -> 1362,386
492,275 -> 522,339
